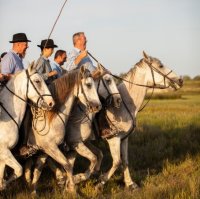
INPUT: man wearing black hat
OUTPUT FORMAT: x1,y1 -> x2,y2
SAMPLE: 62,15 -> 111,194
1,33 -> 31,76
35,39 -> 58,85
19,39 -> 58,156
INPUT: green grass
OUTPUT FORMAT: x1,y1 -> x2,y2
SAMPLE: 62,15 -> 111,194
1,91 -> 200,199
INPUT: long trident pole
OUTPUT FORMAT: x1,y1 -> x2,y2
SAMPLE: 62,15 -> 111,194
43,0 -> 68,49
35,0 -> 68,68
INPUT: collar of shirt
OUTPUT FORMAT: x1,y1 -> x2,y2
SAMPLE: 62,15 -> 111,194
52,60 -> 62,71
74,47 -> 81,53
10,50 -> 22,60
41,55 -> 50,62
11,49 -> 19,56
52,60 -> 60,67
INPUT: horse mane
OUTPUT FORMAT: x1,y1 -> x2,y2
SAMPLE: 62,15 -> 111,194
47,69 -> 82,121
118,59 -> 144,88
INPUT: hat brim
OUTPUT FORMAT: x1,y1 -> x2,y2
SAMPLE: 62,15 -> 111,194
37,45 -> 58,48
9,39 -> 31,43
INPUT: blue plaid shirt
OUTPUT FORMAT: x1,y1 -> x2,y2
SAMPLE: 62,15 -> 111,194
65,48 -> 96,72
50,61 -> 63,78
1,50 -> 24,74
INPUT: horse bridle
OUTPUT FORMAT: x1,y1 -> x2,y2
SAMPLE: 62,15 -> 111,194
97,60 -> 176,139
25,70 -> 52,108
143,59 -> 175,89
55,72 -> 98,127
0,69 -> 53,129
97,74 -> 120,107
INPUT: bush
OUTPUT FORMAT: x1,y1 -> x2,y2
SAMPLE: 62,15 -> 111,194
193,75 -> 200,81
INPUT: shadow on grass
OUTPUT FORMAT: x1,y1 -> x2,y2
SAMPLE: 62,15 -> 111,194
126,123 -> 200,183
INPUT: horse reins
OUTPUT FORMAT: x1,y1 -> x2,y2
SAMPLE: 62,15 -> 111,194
88,52 -> 177,111
0,70 -> 53,129
96,75 -> 120,107
87,52 -> 178,139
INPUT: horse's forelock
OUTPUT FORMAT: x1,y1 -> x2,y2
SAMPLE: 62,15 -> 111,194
81,68 -> 91,79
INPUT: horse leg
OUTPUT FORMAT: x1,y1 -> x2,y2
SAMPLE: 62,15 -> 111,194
73,142 -> 97,184
43,145 -> 75,193
121,137 -> 138,190
24,158 -> 33,187
31,153 -> 48,196
96,136 -> 121,190
86,141 -> 103,173
2,149 -> 23,186
47,158 -> 66,188
0,164 -> 6,191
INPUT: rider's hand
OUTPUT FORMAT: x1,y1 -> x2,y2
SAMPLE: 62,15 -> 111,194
79,50 -> 88,60
75,50 -> 88,65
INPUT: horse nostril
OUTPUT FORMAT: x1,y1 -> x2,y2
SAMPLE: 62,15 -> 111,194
49,102 -> 53,107
96,105 -> 101,111
117,98 -> 121,104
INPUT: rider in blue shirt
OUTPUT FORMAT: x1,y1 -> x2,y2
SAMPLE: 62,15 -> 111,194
65,32 -> 96,72
50,50 -> 67,78
1,33 -> 31,76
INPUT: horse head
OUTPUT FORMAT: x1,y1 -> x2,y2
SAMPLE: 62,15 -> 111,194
140,51 -> 183,90
27,62 -> 55,110
78,65 -> 102,113
94,64 -> 122,108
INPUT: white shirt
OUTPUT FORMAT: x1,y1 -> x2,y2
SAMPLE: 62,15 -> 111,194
65,47 -> 96,72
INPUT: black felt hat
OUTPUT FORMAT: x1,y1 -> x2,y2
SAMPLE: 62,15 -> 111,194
9,33 -> 31,43
37,39 -> 58,48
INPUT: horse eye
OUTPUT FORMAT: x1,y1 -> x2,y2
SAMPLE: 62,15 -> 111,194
35,79 -> 41,84
86,83 -> 92,89
159,64 -> 163,68
106,79 -> 111,85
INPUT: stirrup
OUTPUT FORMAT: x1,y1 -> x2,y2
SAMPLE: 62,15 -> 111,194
19,145 -> 38,158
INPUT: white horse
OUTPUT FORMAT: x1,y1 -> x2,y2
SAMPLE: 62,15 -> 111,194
95,51 -> 183,190
0,63 -> 54,191
55,71 -> 122,185
24,66 -> 102,195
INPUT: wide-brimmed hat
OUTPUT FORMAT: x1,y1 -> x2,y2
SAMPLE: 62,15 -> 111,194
37,39 -> 58,48
9,33 -> 31,43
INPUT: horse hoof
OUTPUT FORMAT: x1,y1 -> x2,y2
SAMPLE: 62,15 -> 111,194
57,177 -> 66,188
95,182 -> 104,192
127,183 -> 140,191
19,145 -> 37,158
63,188 -> 77,198
31,190 -> 38,198
90,171 -> 101,179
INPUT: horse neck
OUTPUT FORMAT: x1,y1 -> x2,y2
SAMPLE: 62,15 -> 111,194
120,68 -> 148,116
56,84 -> 80,122
58,93 -> 76,122
96,78 -> 106,98
96,76 -> 113,99
0,72 -> 27,125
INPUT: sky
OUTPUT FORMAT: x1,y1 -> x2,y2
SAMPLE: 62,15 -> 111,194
0,0 -> 199,78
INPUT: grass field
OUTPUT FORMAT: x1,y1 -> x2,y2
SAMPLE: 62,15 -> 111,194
1,82 -> 200,199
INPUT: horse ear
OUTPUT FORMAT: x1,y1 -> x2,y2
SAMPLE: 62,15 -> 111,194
80,65 -> 86,76
28,61 -> 35,73
97,63 -> 105,75
143,51 -> 149,59
97,63 -> 102,71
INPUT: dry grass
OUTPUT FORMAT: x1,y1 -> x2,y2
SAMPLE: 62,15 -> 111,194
1,82 -> 200,199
